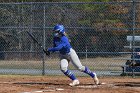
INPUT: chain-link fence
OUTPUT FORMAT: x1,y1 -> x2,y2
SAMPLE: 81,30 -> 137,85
0,1 -> 140,76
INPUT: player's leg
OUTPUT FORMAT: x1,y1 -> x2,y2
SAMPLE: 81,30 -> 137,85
69,48 -> 99,84
60,58 -> 79,86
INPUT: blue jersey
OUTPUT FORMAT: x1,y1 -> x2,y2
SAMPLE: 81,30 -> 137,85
48,35 -> 72,55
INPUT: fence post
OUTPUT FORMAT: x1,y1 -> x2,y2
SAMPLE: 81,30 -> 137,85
42,6 -> 46,76
131,0 -> 137,78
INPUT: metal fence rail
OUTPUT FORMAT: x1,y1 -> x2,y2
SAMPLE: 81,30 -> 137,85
0,1 -> 140,76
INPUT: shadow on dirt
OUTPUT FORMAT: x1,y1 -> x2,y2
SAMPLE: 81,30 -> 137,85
13,82 -> 63,85
115,82 -> 140,87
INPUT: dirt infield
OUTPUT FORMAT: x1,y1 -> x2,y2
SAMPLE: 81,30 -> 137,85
0,75 -> 140,93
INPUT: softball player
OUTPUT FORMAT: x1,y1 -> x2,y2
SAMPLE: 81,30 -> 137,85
45,24 -> 99,86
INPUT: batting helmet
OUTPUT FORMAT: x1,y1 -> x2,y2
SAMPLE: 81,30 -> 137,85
53,24 -> 65,34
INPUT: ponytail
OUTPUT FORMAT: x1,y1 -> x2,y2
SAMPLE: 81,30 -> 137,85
63,32 -> 71,42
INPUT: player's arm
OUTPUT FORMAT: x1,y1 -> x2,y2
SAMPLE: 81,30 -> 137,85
48,42 -> 66,52
48,37 -> 67,52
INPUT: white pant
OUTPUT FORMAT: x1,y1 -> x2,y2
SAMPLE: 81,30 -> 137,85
60,48 -> 85,72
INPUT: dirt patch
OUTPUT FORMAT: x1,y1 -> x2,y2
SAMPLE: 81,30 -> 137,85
0,75 -> 140,93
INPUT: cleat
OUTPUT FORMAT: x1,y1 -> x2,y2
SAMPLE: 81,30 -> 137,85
93,73 -> 99,85
94,77 -> 99,85
69,79 -> 80,86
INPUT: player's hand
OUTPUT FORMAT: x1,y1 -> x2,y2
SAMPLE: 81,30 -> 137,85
43,49 -> 50,56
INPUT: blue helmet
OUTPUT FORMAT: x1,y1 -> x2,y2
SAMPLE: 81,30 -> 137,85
53,24 -> 65,34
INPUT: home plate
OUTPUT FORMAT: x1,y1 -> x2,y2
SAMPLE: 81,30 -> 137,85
100,82 -> 106,85
77,82 -> 107,88
21,87 -> 64,93
33,88 -> 64,92
77,85 -> 98,88
36,90 -> 55,92
56,88 -> 64,91
34,91 -> 43,92
21,90 -> 55,93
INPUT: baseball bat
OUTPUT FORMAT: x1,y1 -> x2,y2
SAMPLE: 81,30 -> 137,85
27,31 -> 43,48
26,31 -> 50,56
